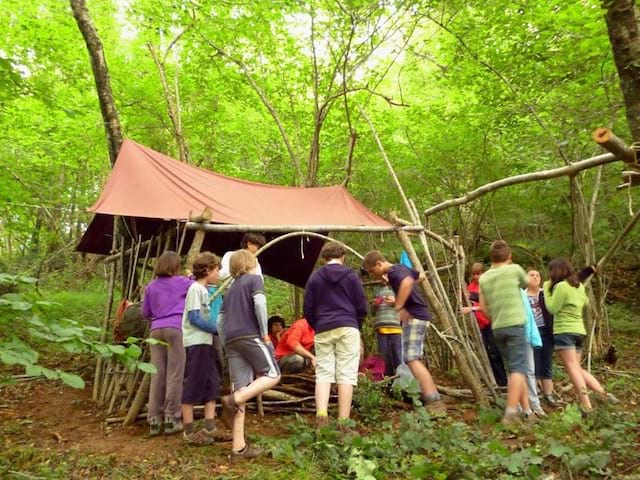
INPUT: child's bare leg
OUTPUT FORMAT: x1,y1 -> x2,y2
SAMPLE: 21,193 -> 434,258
559,350 -> 592,410
232,401 -> 246,452
204,401 -> 216,420
315,381 -> 332,414
506,372 -> 527,409
406,359 -> 437,397
542,379 -> 554,396
337,384 -> 353,419
181,404 -> 194,425
233,375 -> 280,404
576,352 -> 605,395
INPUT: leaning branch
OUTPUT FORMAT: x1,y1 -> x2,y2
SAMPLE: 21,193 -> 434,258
424,153 -> 617,217
596,208 -> 640,271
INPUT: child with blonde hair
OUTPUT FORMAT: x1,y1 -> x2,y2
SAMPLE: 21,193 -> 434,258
219,250 -> 281,461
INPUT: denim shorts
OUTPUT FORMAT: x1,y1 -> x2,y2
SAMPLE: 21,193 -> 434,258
492,325 -> 528,374
554,333 -> 585,352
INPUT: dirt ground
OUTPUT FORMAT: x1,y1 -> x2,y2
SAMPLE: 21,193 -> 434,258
0,377 -> 298,478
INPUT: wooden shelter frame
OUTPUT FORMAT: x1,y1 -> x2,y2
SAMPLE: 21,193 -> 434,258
92,125 -> 639,424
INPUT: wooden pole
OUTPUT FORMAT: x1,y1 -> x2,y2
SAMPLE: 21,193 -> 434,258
93,253 -> 117,401
185,208 -> 213,271
596,208 -> 640,271
359,107 -> 413,218
423,153 -> 617,217
123,373 -> 150,426
184,223 -> 424,233
592,127 -> 638,165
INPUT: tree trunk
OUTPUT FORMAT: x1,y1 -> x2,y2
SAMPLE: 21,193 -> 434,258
69,0 -> 123,166
603,0 -> 640,141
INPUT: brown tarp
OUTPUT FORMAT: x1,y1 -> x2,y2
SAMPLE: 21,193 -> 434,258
78,140 -> 392,286
88,140 -> 391,225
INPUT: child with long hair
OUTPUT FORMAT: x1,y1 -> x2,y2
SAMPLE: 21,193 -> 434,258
142,251 -> 192,436
543,258 -> 618,412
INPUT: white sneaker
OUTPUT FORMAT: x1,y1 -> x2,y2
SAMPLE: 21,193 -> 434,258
532,405 -> 547,417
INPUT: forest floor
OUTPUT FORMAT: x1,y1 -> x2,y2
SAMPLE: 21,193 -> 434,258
1,304 -> 640,479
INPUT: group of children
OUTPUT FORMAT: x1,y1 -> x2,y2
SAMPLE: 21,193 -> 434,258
143,241 -> 280,461
142,235 -> 618,459
475,240 -> 617,425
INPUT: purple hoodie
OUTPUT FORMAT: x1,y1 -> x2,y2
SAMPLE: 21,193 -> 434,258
303,263 -> 368,334
142,275 -> 193,330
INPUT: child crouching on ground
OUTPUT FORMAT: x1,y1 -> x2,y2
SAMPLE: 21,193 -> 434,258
181,252 -> 231,446
219,250 -> 281,462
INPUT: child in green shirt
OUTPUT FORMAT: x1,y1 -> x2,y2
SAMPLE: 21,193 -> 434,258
479,240 -> 531,426
544,258 -> 618,412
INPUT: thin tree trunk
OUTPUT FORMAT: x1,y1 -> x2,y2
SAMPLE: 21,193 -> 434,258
147,43 -> 190,163
69,0 -> 123,166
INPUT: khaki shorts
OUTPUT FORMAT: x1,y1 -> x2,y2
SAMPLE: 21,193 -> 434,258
314,327 -> 360,386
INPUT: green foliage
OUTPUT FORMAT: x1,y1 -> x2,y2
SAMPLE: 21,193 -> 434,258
261,403 -> 639,480
0,274 -> 155,388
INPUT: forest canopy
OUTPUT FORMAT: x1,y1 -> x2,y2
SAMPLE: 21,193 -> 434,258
0,0 -> 638,270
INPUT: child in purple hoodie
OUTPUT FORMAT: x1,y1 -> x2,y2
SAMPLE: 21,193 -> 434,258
303,242 -> 368,427
142,251 -> 193,436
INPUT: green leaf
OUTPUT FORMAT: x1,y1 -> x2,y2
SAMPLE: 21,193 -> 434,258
25,364 -> 43,377
549,442 -> 574,458
107,344 -> 126,355
124,344 -> 142,359
59,371 -> 85,389
137,362 -> 158,374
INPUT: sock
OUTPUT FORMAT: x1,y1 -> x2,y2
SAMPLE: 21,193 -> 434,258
524,408 -> 533,415
184,422 -> 194,435
505,407 -> 518,415
316,410 -> 328,417
204,418 -> 216,431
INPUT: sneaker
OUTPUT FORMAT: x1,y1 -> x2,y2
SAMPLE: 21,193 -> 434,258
183,429 -> 214,446
230,443 -> 263,462
604,392 -> 620,405
203,427 -> 233,442
220,394 -> 237,429
542,394 -> 561,408
523,411 -> 539,424
164,416 -> 183,435
501,411 -> 522,428
149,417 -> 162,437
424,399 -> 447,416
532,405 -> 547,418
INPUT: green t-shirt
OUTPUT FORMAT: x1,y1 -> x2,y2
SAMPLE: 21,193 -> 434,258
478,263 -> 528,330
542,280 -> 588,335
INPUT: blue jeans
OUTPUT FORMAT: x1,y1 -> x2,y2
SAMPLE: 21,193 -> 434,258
376,332 -> 403,377
493,325 -> 528,375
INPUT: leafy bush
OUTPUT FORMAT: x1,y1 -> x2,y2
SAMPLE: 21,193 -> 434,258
0,273 -> 155,388
264,402 -> 638,480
